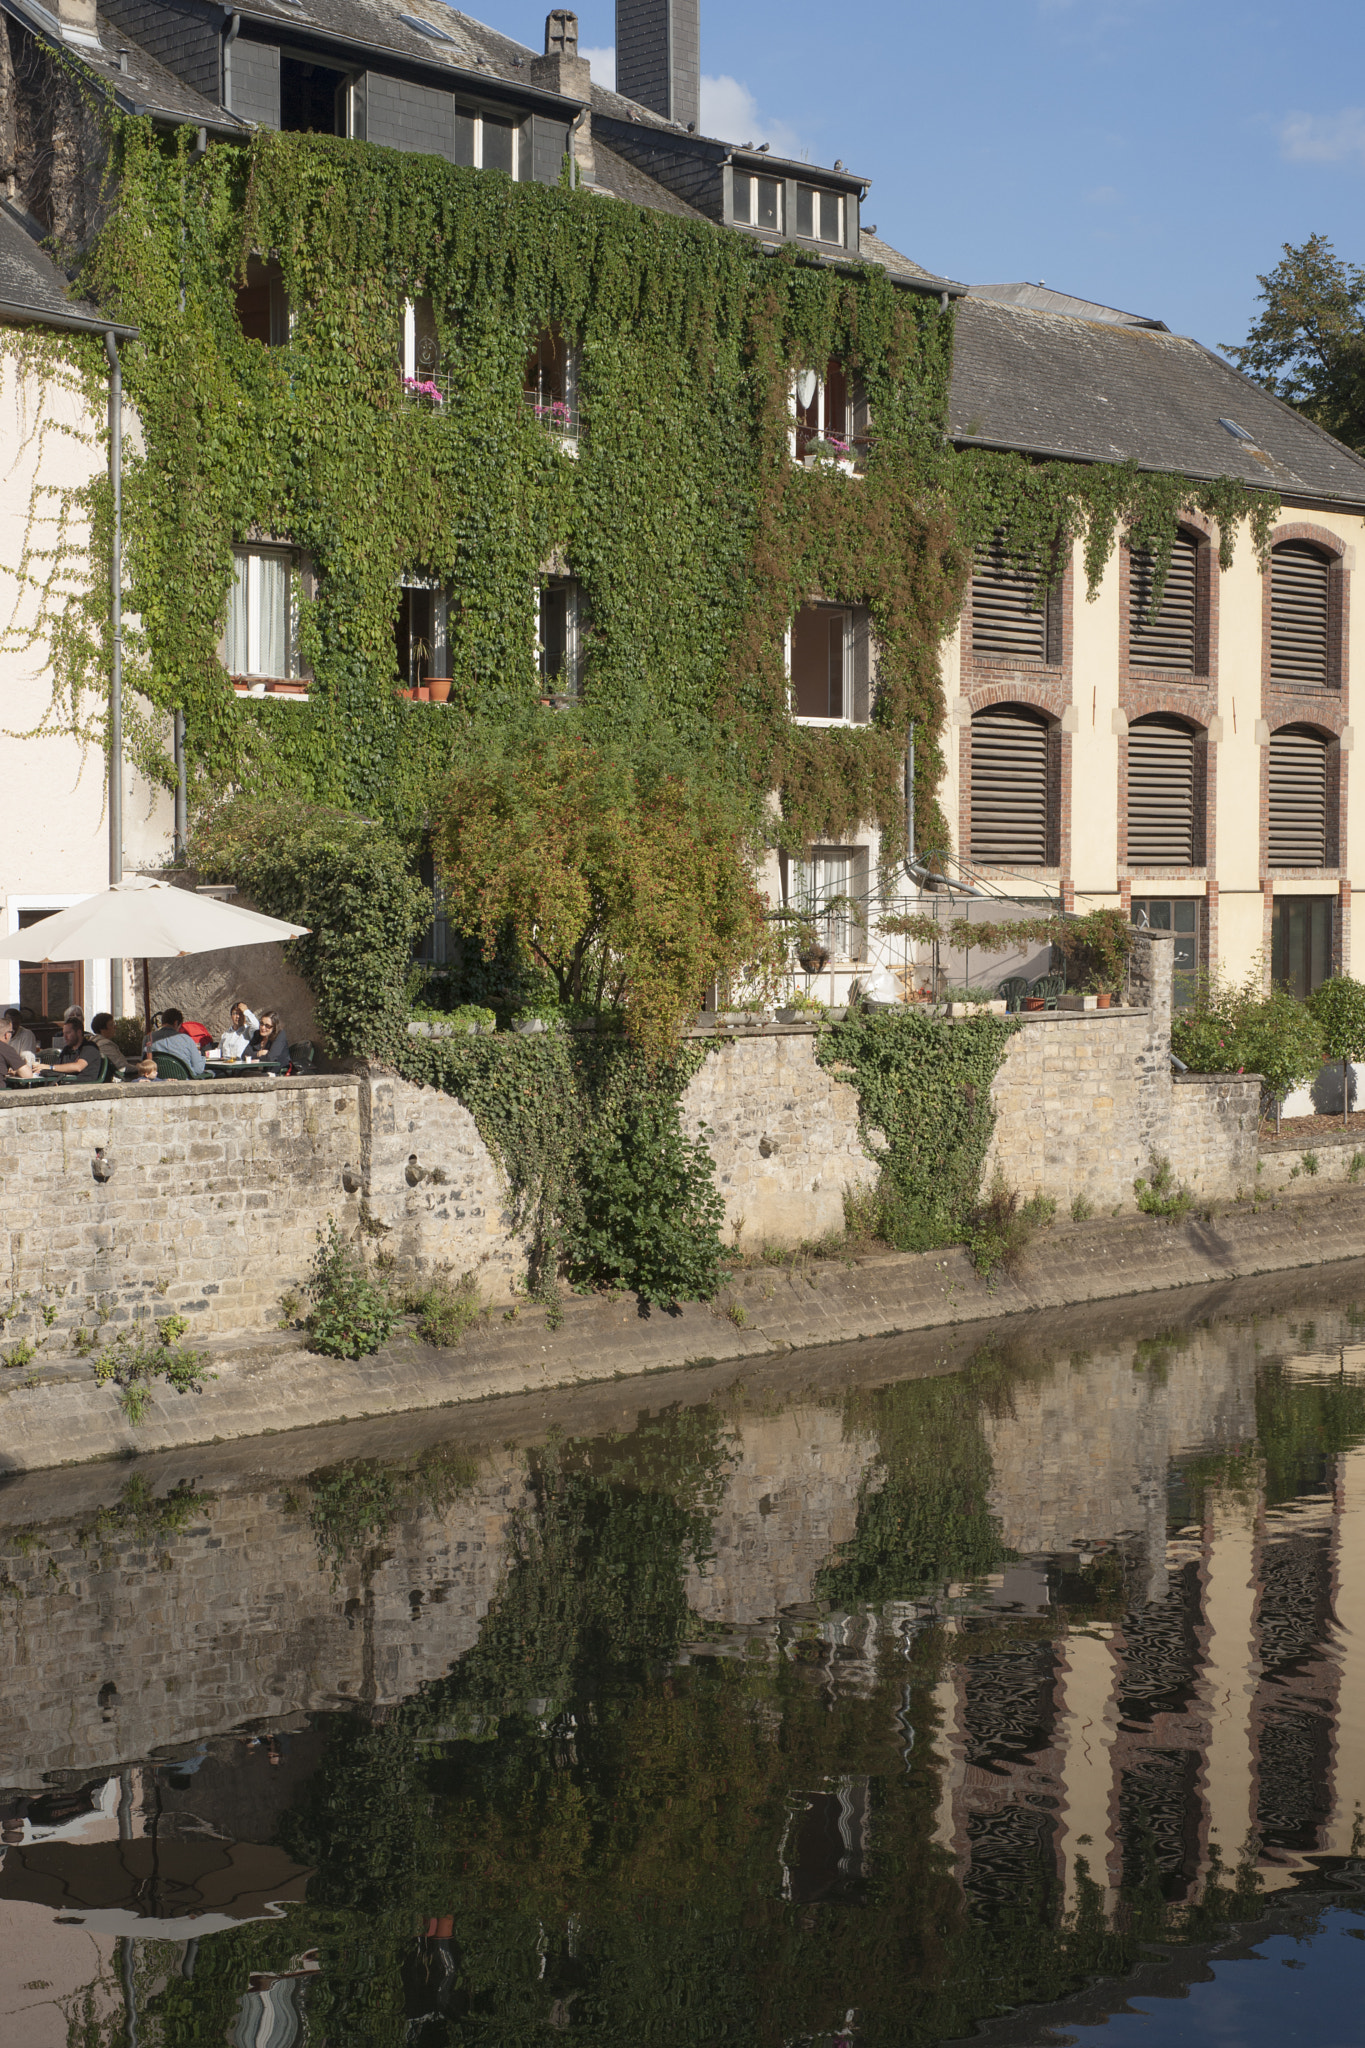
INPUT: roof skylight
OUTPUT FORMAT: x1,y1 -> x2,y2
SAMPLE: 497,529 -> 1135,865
400,13 -> 458,41
1219,417 -> 1255,443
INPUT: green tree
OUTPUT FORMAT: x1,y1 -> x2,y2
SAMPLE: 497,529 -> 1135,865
1222,233 -> 1365,449
1172,969 -> 1322,1129
1308,973 -> 1365,1125
433,736 -> 773,1059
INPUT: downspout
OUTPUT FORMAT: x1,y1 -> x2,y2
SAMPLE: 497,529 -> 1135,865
222,11 -> 241,113
105,329 -> 124,1015
173,712 -> 187,857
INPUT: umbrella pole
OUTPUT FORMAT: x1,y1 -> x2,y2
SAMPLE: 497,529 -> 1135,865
142,958 -> 152,1033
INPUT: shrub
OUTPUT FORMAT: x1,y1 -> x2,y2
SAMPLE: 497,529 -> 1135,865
415,1270 -> 484,1348
568,1099 -> 727,1308
1134,1155 -> 1193,1219
1173,969 -> 1322,1123
91,1323 -> 214,1424
1070,1191 -> 1094,1222
966,1179 -> 1055,1278
305,1219 -> 398,1359
1308,974 -> 1365,1122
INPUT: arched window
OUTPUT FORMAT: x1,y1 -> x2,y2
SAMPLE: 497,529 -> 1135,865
970,705 -> 1051,866
1128,530 -> 1199,673
1127,715 -> 1197,866
1268,724 -> 1329,867
1270,542 -> 1332,689
970,535 -> 1061,665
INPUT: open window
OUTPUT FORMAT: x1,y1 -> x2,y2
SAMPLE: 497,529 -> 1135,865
235,257 -> 289,347
794,359 -> 869,466
401,296 -> 443,399
790,603 -> 872,724
538,576 -> 584,699
396,578 -> 452,691
786,848 -> 869,964
524,326 -> 579,440
224,547 -> 298,685
280,53 -> 350,135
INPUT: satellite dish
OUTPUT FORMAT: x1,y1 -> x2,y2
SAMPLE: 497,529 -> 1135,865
795,368 -> 818,410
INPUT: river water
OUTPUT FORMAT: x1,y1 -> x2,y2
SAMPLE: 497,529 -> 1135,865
2,1269 -> 1364,2045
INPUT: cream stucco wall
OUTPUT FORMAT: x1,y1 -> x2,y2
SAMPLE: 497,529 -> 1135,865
0,346 -> 171,1023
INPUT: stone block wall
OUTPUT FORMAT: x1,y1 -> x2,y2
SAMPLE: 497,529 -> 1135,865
680,1030 -> 877,1246
1169,1073 -> 1262,1197
362,1072 -> 523,1294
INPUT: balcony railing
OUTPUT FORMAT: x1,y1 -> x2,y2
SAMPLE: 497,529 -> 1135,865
523,392 -> 580,442
401,372 -> 455,409
794,423 -> 873,472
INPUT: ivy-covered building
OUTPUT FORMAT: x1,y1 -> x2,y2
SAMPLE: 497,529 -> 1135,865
2,0 -> 1365,1024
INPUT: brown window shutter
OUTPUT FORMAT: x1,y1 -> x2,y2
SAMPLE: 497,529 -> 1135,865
1268,725 -> 1328,866
971,538 -> 1048,662
970,706 -> 1049,865
1270,543 -> 1331,689
1129,532 -> 1197,672
1126,716 -> 1196,864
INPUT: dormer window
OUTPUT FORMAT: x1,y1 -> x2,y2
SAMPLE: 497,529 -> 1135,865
733,170 -> 782,232
454,102 -> 520,177
795,185 -> 844,244
524,326 -> 579,442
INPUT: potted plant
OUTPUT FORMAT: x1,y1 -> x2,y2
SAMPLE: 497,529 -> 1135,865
426,677 -> 453,703
1086,976 -> 1113,1010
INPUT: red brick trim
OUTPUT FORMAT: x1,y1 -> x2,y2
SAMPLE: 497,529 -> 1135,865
1261,519 -> 1351,711
959,681 -> 1071,885
1119,512 -> 1220,695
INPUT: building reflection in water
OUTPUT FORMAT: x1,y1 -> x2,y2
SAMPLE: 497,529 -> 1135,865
1,1289 -> 1363,2043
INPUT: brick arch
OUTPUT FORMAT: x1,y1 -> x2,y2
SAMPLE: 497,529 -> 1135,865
1120,511 -> 1219,690
1262,520 -> 1351,710
961,695 -> 1067,879
1119,705 -> 1213,879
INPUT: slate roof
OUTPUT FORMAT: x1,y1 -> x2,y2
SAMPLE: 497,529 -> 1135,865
0,201 -> 134,333
968,280 -> 1166,331
586,146 -> 706,220
950,292 -> 1365,507
3,0 -> 248,129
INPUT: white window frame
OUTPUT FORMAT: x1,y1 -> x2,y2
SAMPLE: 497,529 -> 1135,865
536,576 -> 581,699
795,184 -> 845,246
732,168 -> 783,234
225,547 -> 296,682
788,847 -> 869,964
456,102 -> 521,178
786,603 -> 873,728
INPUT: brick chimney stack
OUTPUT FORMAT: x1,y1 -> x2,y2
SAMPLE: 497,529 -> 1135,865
530,13 -> 595,181
615,0 -> 700,131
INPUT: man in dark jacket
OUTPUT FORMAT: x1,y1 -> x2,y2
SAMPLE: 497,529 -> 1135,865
47,1009 -> 104,1083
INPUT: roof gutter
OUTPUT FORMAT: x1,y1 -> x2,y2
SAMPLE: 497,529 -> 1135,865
0,295 -> 137,339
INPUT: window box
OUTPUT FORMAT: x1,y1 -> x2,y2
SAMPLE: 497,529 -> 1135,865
265,679 -> 308,696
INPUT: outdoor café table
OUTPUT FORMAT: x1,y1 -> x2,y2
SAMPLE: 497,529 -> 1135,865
203,1059 -> 268,1076
3,1071 -> 56,1088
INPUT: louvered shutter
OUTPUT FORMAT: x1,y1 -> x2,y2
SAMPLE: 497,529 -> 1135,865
1129,533 -> 1197,672
1268,725 -> 1328,866
971,539 -> 1047,662
970,707 -> 1049,864
1271,544 -> 1331,689
1127,717 -> 1196,864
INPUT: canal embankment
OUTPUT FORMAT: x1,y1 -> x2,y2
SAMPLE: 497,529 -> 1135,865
4,1182 -> 1365,1473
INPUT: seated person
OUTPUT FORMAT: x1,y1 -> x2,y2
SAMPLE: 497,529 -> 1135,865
90,1012 -> 130,1077
0,1013 -> 40,1078
219,1001 -> 259,1061
248,1011 -> 291,1069
148,1008 -> 207,1077
47,1008 -> 104,1083
3,1007 -> 37,1056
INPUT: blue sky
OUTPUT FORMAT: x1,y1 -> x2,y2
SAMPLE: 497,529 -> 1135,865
457,0 -> 1365,356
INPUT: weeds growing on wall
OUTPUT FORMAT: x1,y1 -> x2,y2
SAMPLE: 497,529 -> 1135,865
816,1008 -> 1020,1251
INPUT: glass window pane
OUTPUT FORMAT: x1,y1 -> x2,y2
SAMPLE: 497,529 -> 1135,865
732,171 -> 751,223
756,177 -> 780,230
827,612 -> 846,720
482,116 -> 515,176
792,606 -> 832,717
227,553 -> 249,671
796,185 -> 814,237
1173,901 -> 1196,932
453,105 -> 475,166
820,190 -> 842,242
257,555 -> 287,677
1148,901 -> 1172,929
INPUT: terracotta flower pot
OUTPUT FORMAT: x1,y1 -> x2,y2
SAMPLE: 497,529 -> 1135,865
426,676 -> 453,703
1024,996 -> 1045,1011
415,685 -> 431,702
1096,991 -> 1112,1009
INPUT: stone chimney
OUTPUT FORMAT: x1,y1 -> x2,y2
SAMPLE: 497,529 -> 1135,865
615,0 -> 700,131
530,12 -> 595,181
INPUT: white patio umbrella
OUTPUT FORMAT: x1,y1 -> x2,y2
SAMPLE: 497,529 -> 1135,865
0,875 -> 309,1023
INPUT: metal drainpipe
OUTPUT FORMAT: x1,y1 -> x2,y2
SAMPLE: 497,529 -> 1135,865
105,329 -> 124,1016
173,711 -> 187,857
223,12 -> 241,112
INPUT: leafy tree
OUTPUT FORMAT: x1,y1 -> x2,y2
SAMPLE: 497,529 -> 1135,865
1308,973 -> 1365,1124
1222,233 -> 1365,449
432,737 -> 772,1059
191,797 -> 430,1057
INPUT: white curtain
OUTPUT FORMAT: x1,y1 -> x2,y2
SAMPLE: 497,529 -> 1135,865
257,554 -> 288,679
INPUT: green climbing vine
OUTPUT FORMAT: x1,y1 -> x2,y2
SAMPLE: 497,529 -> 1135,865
0,52 -> 1280,873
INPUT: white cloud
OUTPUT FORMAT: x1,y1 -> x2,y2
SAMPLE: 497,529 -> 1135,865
580,45 -> 615,90
580,46 -> 807,158
1279,108 -> 1365,165
700,74 -> 805,159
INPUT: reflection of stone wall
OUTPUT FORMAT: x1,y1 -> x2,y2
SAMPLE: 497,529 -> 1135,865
685,1408 -> 878,1623
0,1455 -> 524,1789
